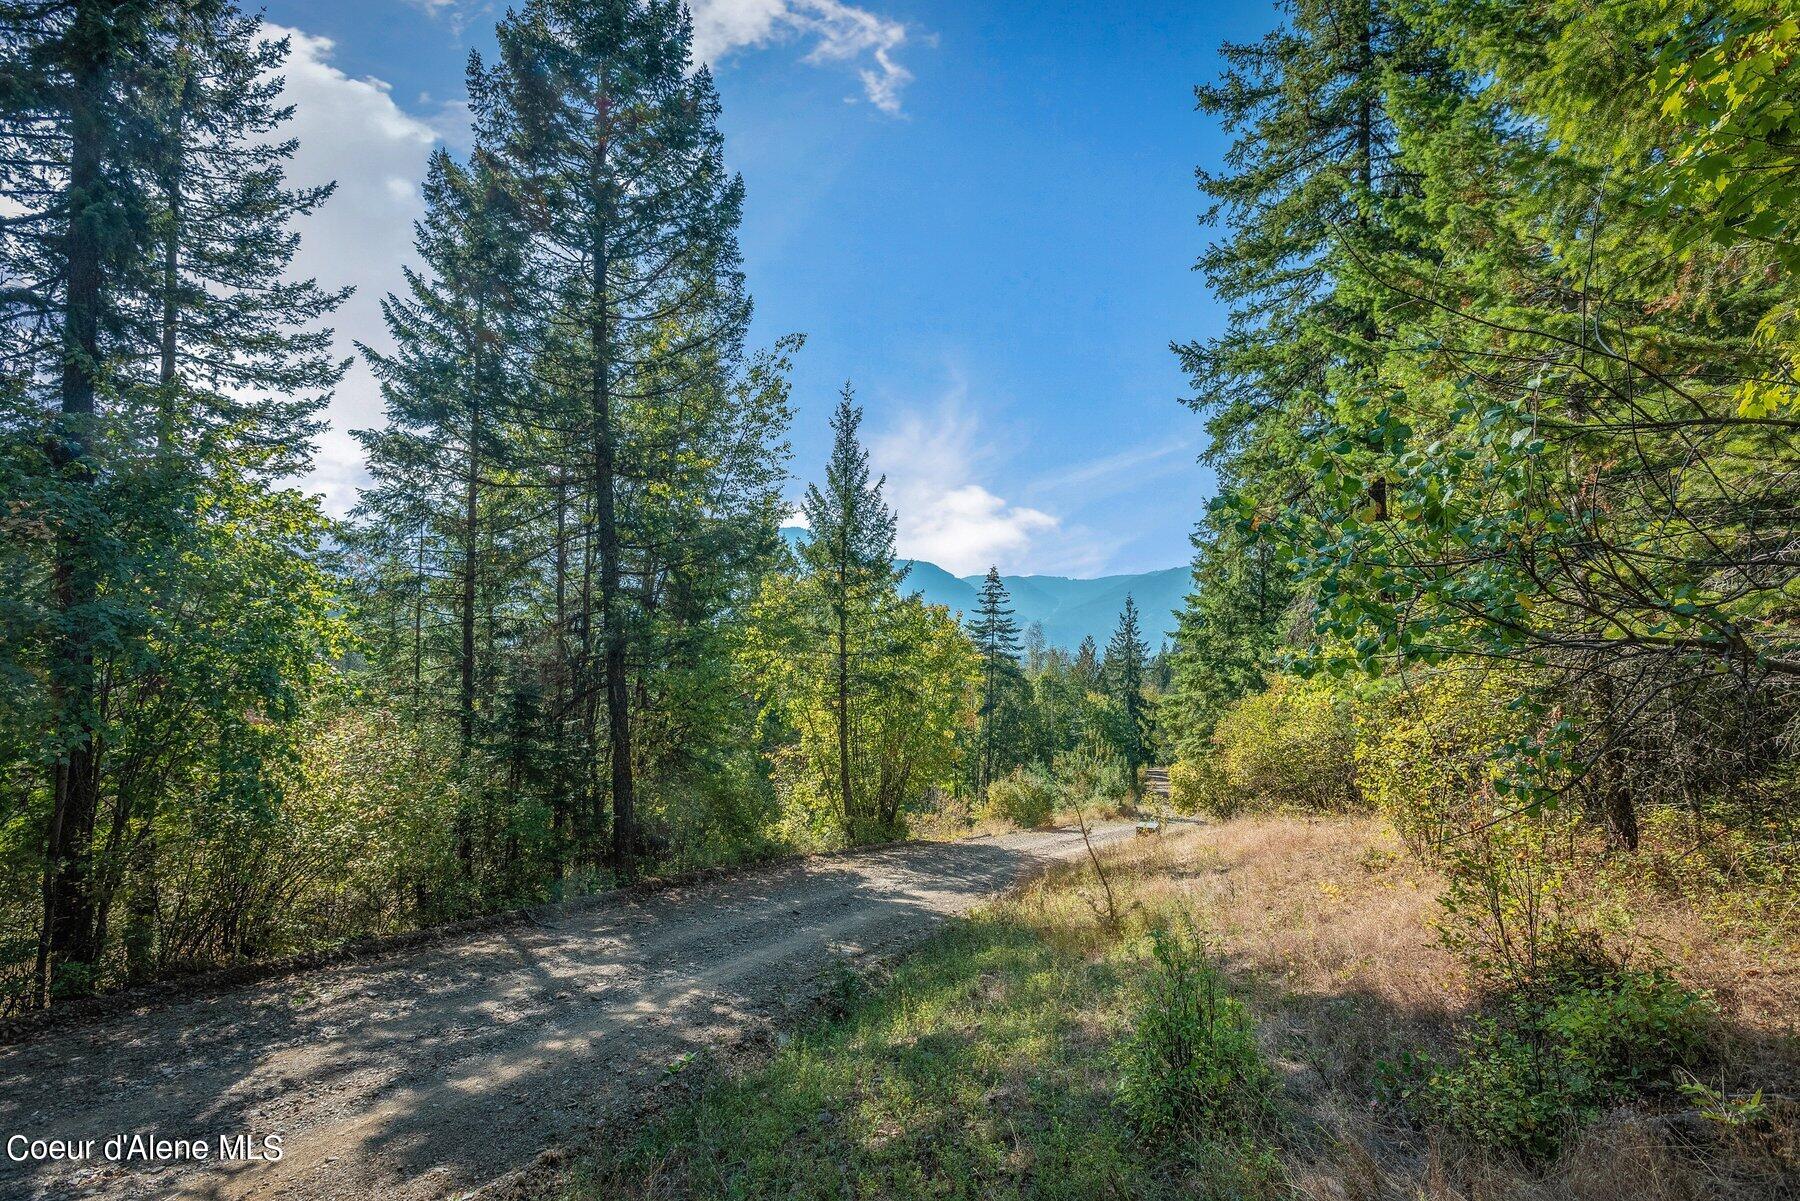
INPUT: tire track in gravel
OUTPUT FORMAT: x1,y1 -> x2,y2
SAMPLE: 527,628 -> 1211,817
0,825 -> 1131,1201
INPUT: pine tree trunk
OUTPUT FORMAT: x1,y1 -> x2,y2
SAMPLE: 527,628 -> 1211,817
587,106 -> 636,879
549,470 -> 569,877
459,365 -> 480,760
578,496 -> 598,849
39,0 -> 115,1003
454,374 -> 480,872
836,544 -> 852,836
130,109 -> 188,979
598,375 -> 634,877
412,527 -> 425,702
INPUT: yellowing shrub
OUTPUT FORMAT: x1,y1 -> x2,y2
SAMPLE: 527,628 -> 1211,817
1186,675 -> 1358,815
1166,758 -> 1220,815
1352,669 -> 1525,853
983,765 -> 1057,829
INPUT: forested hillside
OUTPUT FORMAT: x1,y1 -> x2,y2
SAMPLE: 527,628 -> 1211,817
780,526 -> 1188,650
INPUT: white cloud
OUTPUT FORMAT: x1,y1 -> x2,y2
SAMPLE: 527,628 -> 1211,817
263,25 -> 439,516
689,0 -> 917,114
423,97 -> 475,153
868,393 -> 1071,577
403,0 -> 919,115
401,0 -> 487,37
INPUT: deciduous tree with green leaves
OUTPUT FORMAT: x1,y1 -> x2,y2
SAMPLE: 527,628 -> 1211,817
742,389 -> 976,844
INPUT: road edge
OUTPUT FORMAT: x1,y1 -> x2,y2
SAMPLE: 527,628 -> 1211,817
0,827 -> 1063,1047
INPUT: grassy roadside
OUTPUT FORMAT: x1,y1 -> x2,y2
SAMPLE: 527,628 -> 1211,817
563,830 -> 1279,1201
557,817 -> 1799,1201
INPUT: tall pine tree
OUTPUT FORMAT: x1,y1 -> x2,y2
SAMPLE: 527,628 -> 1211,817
1169,0 -> 1449,747
800,385 -> 906,834
1104,596 -> 1151,802
475,0 -> 750,876
1,0 -> 344,1000
969,566 -> 1022,797
357,148 -> 533,762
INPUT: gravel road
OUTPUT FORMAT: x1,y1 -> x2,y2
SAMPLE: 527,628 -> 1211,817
0,825 -> 1129,1200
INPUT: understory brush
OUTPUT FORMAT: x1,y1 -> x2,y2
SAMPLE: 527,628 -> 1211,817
1115,924 -> 1281,1188
975,745 -> 1134,832
1622,797 -> 1800,947
1168,675 -> 1357,816
555,815 -> 1797,1200
1387,965 -> 1715,1160
981,764 -> 1058,829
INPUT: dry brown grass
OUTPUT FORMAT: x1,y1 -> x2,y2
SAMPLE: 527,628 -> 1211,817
1084,813 -> 1800,1201
1590,815 -> 1800,1098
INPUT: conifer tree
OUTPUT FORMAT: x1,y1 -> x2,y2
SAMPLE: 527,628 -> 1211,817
1167,515 -> 1291,756
1073,635 -> 1101,692
130,3 -> 346,469
800,385 -> 906,831
1,0 -> 158,1000
969,566 -> 1022,796
1104,596 -> 1151,801
1179,0 -> 1444,467
2,0 -> 345,999
1169,0 -> 1449,749
742,387 -> 974,844
112,4 -> 346,979
358,149 -> 533,761
475,0 -> 750,876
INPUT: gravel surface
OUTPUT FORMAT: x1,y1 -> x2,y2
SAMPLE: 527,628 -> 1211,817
0,825 -> 1130,1200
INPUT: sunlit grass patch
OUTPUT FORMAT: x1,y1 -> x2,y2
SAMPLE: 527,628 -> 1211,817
567,850 -> 1284,1200
560,815 -> 1800,1201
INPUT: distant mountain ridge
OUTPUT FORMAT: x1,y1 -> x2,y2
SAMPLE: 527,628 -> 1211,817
778,528 -> 1184,651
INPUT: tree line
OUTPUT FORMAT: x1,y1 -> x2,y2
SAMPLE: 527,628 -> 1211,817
1154,0 -> 1796,1163
1160,0 -> 1796,980
0,0 -> 1166,1011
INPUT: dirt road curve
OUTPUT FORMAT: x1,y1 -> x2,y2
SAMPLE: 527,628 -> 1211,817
0,825 -> 1129,1201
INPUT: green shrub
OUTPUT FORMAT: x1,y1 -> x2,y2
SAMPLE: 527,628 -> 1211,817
1417,968 -> 1713,1158
1435,805 -> 1601,993
1051,743 -> 1131,814
1195,675 -> 1358,814
1166,757 -> 1226,816
1116,925 -> 1276,1142
1352,668 -> 1526,854
983,764 -> 1057,828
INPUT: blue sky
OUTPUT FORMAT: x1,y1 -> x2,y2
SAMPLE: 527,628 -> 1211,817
267,0 -> 1275,576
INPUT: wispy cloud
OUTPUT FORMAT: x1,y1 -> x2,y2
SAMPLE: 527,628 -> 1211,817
867,382 -> 1101,576
690,0 -> 918,114
400,0 -> 491,38
1027,436 -> 1199,500
420,96 -> 475,153
400,0 -> 921,115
